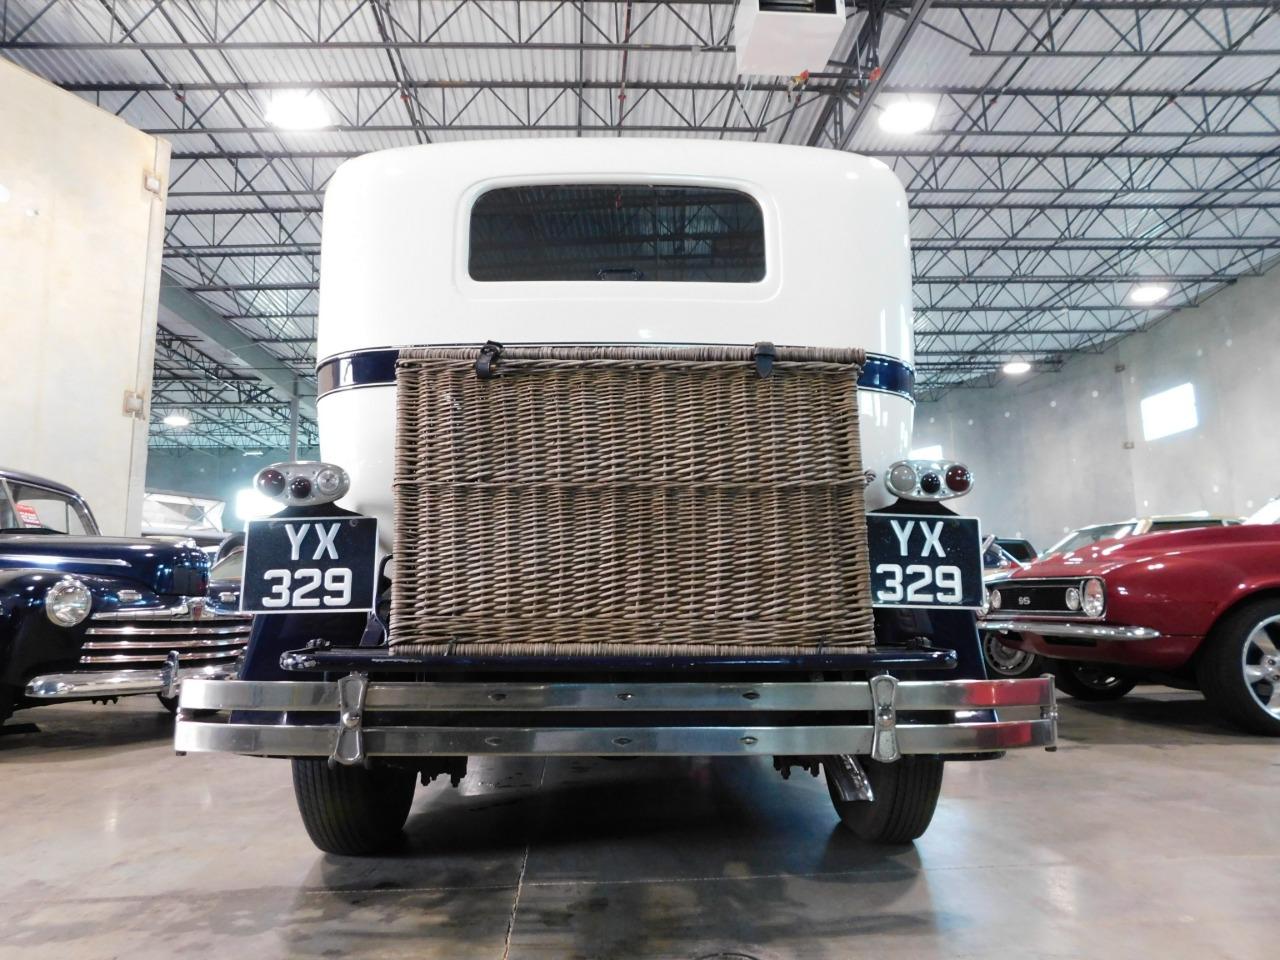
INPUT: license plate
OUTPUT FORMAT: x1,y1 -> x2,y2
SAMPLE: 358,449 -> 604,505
866,514 -> 983,610
240,516 -> 379,614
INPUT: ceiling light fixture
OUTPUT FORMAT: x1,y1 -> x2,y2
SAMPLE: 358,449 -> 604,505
878,99 -> 936,135
263,90 -> 332,131
1002,360 -> 1032,376
162,413 -> 191,427
1130,283 -> 1170,305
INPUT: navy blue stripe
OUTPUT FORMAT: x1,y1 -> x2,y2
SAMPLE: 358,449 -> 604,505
316,348 -> 400,398
859,354 -> 915,402
317,347 -> 914,402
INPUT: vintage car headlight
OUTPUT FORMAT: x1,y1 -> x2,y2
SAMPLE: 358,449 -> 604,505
1064,586 -> 1081,611
989,588 -> 1002,611
45,578 -> 93,627
1081,578 -> 1105,618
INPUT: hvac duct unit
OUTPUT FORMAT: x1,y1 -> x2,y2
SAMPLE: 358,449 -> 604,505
733,0 -> 847,77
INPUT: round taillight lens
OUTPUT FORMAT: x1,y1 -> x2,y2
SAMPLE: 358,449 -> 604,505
920,472 -> 942,495
289,476 -> 313,500
945,464 -> 971,493
314,467 -> 345,498
1082,578 -> 1105,618
256,468 -> 286,498
887,462 -> 918,496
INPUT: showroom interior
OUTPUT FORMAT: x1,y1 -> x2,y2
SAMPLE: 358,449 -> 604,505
1,1 -> 1278,958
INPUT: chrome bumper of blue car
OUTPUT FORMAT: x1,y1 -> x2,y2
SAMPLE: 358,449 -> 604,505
25,662 -> 241,700
174,675 -> 1058,765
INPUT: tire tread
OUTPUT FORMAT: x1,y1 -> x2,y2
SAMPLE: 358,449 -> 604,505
826,756 -> 944,844
291,758 -> 416,855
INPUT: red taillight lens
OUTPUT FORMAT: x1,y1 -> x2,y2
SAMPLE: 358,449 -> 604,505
256,468 -> 286,498
945,464 -> 972,493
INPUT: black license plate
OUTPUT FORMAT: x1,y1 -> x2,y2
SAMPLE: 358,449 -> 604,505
240,516 -> 379,614
866,514 -> 983,610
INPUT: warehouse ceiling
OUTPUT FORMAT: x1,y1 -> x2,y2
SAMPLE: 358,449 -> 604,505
3,0 -> 1278,450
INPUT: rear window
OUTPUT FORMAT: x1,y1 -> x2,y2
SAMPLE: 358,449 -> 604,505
468,184 -> 766,283
1148,519 -> 1221,532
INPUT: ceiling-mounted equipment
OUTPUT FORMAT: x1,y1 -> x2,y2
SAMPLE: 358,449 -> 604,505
733,0 -> 847,77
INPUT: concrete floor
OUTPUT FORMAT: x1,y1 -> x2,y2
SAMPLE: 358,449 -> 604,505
0,691 -> 1275,960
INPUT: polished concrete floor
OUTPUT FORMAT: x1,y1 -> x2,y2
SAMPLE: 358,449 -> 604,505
0,690 -> 1275,960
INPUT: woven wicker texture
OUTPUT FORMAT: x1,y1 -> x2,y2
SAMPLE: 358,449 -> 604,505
391,345 -> 874,655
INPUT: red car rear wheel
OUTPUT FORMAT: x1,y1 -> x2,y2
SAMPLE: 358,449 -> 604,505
1197,598 -> 1280,737
1052,663 -> 1136,701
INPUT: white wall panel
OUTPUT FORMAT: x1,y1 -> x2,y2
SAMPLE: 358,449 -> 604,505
0,59 -> 169,534
913,263 -> 1279,550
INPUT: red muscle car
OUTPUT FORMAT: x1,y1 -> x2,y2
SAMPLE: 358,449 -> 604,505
980,500 -> 1280,736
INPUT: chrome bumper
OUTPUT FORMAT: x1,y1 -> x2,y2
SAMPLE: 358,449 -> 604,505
175,675 -> 1058,765
25,662 -> 240,700
979,619 -> 1161,641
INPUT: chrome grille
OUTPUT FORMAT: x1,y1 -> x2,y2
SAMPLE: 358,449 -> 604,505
79,598 -> 252,669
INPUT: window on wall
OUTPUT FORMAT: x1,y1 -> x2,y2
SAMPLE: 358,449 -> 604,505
1140,382 -> 1198,441
468,183 -> 766,282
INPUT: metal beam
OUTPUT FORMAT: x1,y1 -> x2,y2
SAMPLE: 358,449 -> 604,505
169,148 -> 1280,162
56,80 -> 1280,100
157,281 -> 316,419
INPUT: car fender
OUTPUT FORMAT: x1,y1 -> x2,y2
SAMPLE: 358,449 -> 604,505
1104,546 -> 1280,640
0,570 -> 161,687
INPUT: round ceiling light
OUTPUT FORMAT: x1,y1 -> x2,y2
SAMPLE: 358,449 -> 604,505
162,413 -> 191,427
263,90 -> 332,130
1002,360 -> 1032,375
1130,283 -> 1170,305
878,100 -> 936,135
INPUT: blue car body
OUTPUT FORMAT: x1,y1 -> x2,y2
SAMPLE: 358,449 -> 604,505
0,468 -> 250,723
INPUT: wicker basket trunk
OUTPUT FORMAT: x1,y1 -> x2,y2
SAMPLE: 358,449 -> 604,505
390,345 -> 874,655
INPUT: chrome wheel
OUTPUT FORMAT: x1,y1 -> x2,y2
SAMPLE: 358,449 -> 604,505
982,634 -> 1037,677
1241,614 -> 1280,720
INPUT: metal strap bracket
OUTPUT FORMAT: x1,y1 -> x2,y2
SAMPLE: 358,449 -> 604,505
332,672 -> 369,766
475,340 -> 504,379
751,341 -> 777,379
868,674 -> 900,762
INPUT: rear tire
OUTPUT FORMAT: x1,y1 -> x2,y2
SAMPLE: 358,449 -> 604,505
291,758 -> 417,855
824,756 -> 944,844
1196,598 -> 1280,737
1052,663 -> 1136,701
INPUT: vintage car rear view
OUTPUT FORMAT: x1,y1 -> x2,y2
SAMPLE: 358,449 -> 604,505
982,500 -> 1280,735
174,139 -> 1057,855
0,468 -> 249,723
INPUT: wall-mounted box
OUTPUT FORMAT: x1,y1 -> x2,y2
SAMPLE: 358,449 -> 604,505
734,0 -> 847,77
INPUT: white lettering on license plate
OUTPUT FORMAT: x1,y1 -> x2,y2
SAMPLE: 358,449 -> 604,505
877,519 -> 961,604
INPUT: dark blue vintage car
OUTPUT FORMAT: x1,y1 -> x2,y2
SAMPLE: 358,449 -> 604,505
0,468 -> 252,724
